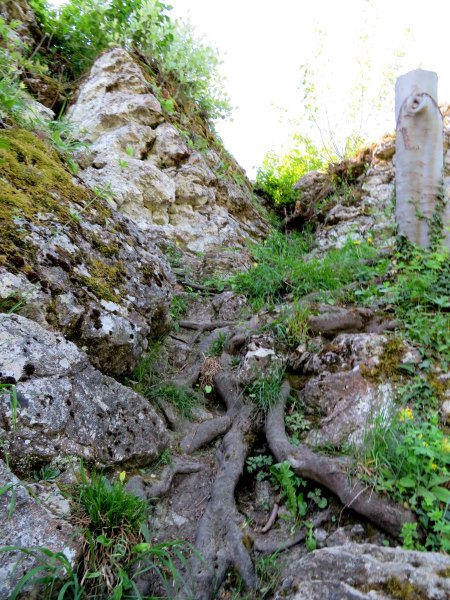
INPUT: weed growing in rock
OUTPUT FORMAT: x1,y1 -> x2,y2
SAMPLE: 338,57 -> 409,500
32,464 -> 61,482
270,460 -> 308,522
0,384 -> 19,432
208,332 -> 227,357
269,303 -> 311,349
372,243 -> 450,366
245,366 -> 285,414
76,468 -> 148,534
73,466 -> 190,598
170,294 -> 189,329
155,383 -> 200,419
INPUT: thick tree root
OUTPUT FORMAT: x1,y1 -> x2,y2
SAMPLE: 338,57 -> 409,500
179,373 -> 258,600
266,382 -> 416,540
125,458 -> 202,500
180,416 -> 231,454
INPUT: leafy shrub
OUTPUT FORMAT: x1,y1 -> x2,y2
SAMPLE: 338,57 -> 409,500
359,408 -> 450,551
255,134 -> 325,205
30,0 -> 231,123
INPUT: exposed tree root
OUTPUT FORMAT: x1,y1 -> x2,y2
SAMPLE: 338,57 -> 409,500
266,382 -> 416,540
260,500 -> 279,534
125,458 -> 202,500
179,373 -> 258,599
178,320 -> 235,331
253,510 -> 331,554
180,416 -> 231,454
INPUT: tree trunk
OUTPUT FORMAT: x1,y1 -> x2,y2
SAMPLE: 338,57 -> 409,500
395,69 -> 447,247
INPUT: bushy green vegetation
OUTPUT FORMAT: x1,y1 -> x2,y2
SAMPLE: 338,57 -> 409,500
229,230 -> 382,310
30,0 -> 231,122
2,466 -> 191,599
255,134 -> 325,205
359,407 -> 450,552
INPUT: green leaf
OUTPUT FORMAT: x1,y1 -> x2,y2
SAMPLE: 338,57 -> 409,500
96,534 -> 112,547
132,542 -> 152,553
431,486 -> 450,504
398,476 -> 416,488
415,486 -> 436,502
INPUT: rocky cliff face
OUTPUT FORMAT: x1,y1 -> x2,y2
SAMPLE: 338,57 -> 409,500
69,47 -> 268,254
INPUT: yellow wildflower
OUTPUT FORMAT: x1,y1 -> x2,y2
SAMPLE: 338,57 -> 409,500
398,407 -> 414,422
367,237 -> 373,243
119,470 -> 126,483
430,462 -> 438,471
441,437 -> 450,453
253,262 -> 258,267
353,240 -> 361,245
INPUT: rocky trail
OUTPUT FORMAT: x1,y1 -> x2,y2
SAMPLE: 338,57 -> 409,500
2,3 -> 450,598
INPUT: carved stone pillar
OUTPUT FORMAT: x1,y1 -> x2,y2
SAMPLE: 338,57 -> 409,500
395,69 -> 447,247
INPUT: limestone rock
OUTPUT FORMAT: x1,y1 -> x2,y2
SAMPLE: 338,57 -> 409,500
0,314 -> 169,472
69,47 -> 164,140
69,48 -> 268,253
274,543 -> 450,600
211,291 -> 247,321
0,129 -> 173,376
300,371 -> 394,447
0,459 -> 81,600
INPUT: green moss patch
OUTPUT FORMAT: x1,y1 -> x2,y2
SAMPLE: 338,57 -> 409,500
0,129 -> 91,268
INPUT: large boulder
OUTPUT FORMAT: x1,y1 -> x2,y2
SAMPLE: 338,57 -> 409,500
0,459 -> 81,600
69,47 -> 268,253
274,543 -> 450,600
0,314 -> 169,473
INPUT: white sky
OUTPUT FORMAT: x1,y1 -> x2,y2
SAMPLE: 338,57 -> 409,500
50,0 -> 450,176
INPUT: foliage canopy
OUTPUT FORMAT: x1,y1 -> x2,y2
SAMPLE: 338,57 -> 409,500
30,0 -> 231,122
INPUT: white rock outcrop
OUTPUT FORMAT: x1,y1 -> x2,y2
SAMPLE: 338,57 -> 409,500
69,48 -> 268,253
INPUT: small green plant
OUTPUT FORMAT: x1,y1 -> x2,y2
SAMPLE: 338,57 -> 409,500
170,294 -> 189,328
0,384 -> 19,432
270,461 -> 307,522
0,546 -> 82,600
307,488 -> 328,509
208,332 -> 227,357
254,551 -> 282,598
0,479 -> 17,519
77,467 -> 148,534
304,520 -> 317,552
32,464 -> 61,483
285,408 -> 311,446
245,366 -> 285,414
400,522 -> 422,551
246,454 -> 274,482
155,383 -> 200,419
0,292 -> 24,314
